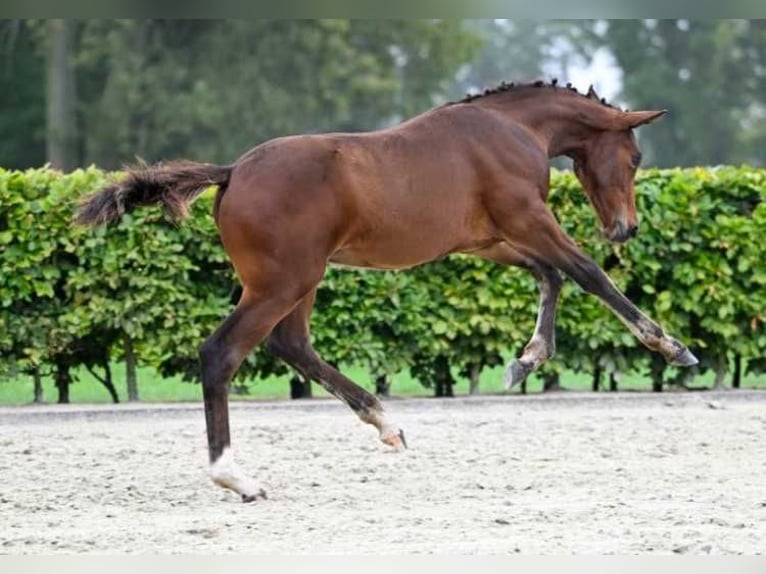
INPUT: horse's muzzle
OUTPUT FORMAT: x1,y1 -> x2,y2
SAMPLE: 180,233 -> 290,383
605,222 -> 638,243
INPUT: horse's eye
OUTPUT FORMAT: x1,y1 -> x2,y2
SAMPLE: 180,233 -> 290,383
631,153 -> 643,169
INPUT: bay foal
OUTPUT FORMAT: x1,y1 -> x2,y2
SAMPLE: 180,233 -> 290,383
76,82 -> 698,501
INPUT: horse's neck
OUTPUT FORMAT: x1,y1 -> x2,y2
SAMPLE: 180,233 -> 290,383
480,92 -> 616,158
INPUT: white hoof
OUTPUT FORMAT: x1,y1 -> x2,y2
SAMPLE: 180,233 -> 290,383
210,448 -> 266,502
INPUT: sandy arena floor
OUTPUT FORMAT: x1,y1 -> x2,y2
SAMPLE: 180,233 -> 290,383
1,390 -> 764,554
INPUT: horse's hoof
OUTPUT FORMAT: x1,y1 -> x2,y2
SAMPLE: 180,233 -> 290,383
504,360 -> 530,389
669,347 -> 699,367
241,488 -> 267,503
381,429 -> 407,451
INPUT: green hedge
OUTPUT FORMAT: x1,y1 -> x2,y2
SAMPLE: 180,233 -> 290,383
1,166 -> 764,398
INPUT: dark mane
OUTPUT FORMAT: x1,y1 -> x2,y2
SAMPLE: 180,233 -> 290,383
453,79 -> 622,111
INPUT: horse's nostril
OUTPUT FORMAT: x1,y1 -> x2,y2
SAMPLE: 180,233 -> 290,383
628,225 -> 639,238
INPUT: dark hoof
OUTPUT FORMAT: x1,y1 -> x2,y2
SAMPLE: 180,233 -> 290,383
398,429 -> 408,449
241,489 -> 267,503
504,360 -> 531,389
669,347 -> 699,367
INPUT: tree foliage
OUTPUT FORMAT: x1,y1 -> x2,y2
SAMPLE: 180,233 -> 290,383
0,20 -> 480,170
596,20 -> 765,167
0,21 -> 46,169
3,19 -> 763,171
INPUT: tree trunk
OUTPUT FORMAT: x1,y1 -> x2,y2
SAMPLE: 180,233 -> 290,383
46,19 -> 77,171
433,357 -> 454,398
86,362 -> 120,403
289,375 -> 312,399
712,353 -> 727,390
375,375 -> 391,398
542,372 -> 561,392
439,357 -> 455,397
650,359 -> 664,393
132,21 -> 151,158
592,364 -> 602,392
124,333 -> 139,402
33,367 -> 44,404
54,359 -> 70,404
609,371 -> 619,392
468,364 -> 481,395
731,354 -> 741,389
101,361 -> 119,403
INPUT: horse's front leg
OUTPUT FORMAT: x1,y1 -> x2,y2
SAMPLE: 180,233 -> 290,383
475,244 -> 563,388
504,261 -> 563,388
503,206 -> 698,367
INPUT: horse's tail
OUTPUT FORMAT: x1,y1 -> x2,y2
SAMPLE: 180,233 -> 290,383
74,160 -> 232,226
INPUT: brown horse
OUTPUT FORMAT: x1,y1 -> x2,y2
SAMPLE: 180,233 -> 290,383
76,81 -> 698,502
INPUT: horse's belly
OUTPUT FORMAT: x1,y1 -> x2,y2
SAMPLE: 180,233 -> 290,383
329,233 -> 497,271
328,245 -> 438,271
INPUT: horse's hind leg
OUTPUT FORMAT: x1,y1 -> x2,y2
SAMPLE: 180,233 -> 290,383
267,288 -> 406,450
200,287 -> 309,502
475,244 -> 563,388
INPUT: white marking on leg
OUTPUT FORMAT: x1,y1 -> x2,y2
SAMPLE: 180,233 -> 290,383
509,268 -> 558,379
359,409 -> 405,450
313,375 -> 405,449
210,447 -> 265,499
601,297 -> 664,350
519,335 -> 552,369
603,302 -> 696,364
504,333 -> 554,389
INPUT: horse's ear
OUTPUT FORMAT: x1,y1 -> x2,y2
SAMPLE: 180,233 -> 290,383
619,110 -> 667,129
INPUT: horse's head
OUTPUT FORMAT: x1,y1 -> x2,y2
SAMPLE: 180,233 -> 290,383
572,109 -> 666,243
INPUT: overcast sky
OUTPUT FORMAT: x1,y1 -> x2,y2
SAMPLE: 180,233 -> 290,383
565,46 -> 622,101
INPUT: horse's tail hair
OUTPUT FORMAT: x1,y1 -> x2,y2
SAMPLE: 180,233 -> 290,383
74,160 -> 232,226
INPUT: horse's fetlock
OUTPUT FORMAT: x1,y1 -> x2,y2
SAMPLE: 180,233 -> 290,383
522,336 -> 554,366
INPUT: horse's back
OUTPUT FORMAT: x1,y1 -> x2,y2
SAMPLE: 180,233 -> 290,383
217,107 -> 538,271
